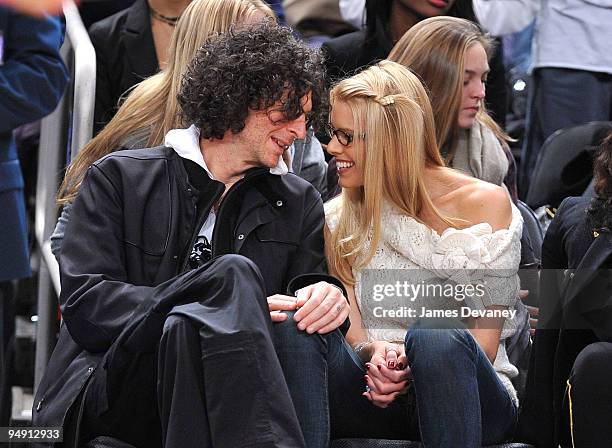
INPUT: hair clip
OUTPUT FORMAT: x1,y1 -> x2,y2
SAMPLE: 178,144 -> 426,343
377,95 -> 395,106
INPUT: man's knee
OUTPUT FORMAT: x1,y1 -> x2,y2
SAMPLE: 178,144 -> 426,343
213,254 -> 262,281
571,342 -> 612,390
162,313 -> 199,343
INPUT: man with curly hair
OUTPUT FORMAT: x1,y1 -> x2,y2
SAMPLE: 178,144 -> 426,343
32,22 -> 348,448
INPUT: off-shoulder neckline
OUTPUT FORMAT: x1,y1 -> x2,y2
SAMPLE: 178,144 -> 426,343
384,202 -> 523,240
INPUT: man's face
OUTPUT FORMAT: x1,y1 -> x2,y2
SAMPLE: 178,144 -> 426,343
398,0 -> 455,17
237,92 -> 312,169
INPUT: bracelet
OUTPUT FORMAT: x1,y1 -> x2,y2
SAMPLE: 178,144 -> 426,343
353,341 -> 371,354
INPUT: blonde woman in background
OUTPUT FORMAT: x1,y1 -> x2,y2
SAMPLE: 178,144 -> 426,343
51,0 -> 275,257
324,60 -> 522,446
388,16 -> 518,201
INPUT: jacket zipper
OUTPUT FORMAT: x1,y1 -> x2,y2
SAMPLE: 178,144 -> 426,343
180,188 -> 222,273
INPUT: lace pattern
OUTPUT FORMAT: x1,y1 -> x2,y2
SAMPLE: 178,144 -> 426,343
324,197 -> 523,405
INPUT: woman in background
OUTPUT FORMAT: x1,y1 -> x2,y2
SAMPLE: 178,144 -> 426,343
389,16 -> 517,201
322,0 -> 507,127
323,60 -> 522,447
520,131 -> 612,447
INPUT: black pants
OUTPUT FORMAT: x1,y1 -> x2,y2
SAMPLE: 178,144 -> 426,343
567,342 -> 612,448
81,254 -> 305,448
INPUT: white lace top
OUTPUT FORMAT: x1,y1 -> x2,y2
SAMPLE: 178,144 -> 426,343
324,197 -> 523,405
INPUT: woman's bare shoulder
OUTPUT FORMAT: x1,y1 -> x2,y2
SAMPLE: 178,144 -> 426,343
454,180 -> 512,231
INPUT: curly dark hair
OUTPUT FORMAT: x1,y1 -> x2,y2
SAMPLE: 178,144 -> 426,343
178,21 -> 327,140
588,130 -> 612,229
593,131 -> 612,200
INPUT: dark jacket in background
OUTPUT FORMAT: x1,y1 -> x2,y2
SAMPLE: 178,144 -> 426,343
519,196 -> 612,446
0,7 -> 68,281
88,0 -> 158,134
321,29 -> 508,129
32,146 -> 328,443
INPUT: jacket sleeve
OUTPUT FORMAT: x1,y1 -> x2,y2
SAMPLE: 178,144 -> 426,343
58,162 -> 156,353
285,187 -> 327,281
0,8 -> 68,132
285,185 -> 351,333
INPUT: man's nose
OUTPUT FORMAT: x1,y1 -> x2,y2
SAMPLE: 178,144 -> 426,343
287,115 -> 308,140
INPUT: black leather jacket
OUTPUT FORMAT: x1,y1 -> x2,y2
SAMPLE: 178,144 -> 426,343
32,146 -> 329,441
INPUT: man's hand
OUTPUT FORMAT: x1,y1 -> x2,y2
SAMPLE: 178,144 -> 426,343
363,341 -> 411,408
267,294 -> 299,322
292,281 -> 350,334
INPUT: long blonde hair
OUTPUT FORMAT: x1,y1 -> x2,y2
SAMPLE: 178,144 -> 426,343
388,16 -> 510,162
58,0 -> 274,205
327,60 -> 449,284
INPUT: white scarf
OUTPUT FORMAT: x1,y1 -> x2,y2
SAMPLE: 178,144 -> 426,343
451,120 -> 509,186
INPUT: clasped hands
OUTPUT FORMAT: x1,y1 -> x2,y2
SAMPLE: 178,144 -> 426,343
267,281 -> 350,335
363,341 -> 412,409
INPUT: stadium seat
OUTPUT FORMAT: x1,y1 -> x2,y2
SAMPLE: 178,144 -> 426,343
517,200 -> 543,264
526,121 -> 612,210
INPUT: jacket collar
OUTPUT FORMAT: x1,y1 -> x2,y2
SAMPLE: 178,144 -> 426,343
122,0 -> 158,81
165,125 -> 290,178
179,156 -> 287,210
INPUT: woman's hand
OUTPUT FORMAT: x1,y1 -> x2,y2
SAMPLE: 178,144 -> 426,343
363,341 -> 411,408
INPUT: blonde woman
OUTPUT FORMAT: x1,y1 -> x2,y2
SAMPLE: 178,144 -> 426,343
388,16 -> 518,201
324,61 -> 522,446
51,0 -> 274,256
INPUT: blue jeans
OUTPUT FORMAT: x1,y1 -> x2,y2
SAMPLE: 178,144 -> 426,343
273,316 -> 418,447
405,325 -> 517,447
273,312 -> 331,448
274,318 -> 517,448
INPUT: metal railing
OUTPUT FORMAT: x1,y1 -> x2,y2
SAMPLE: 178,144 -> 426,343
33,0 -> 96,391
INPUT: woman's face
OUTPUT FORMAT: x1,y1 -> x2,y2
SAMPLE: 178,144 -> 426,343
457,42 -> 489,130
326,101 -> 365,189
398,0 -> 456,17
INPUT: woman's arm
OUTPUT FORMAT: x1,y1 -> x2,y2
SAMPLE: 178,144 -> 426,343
344,283 -> 368,348
323,224 -> 367,346
460,183 -> 515,362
